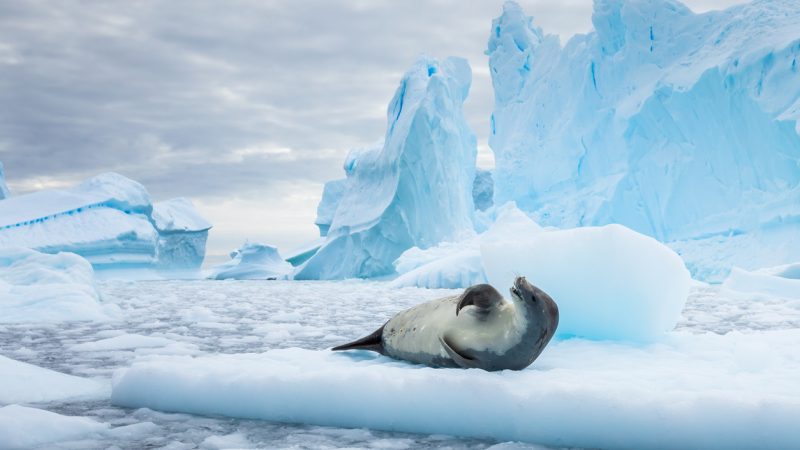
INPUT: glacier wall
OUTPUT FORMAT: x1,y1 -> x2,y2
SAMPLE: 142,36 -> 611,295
295,56 -> 477,279
0,172 -> 211,271
488,0 -> 800,280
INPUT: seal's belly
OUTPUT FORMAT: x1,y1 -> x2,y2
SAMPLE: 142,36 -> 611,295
381,296 -> 526,367
382,296 -> 458,366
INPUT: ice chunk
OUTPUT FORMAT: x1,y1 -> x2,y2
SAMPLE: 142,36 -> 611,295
0,161 -> 9,199
208,242 -> 292,280
152,198 -> 212,270
391,203 -> 542,289
0,354 -> 106,404
0,247 -> 116,323
487,1 -> 800,279
152,197 -> 212,233
482,224 -> 691,341
0,405 -> 109,448
295,56 -> 477,279
472,169 -> 494,212
111,329 -> 800,449
722,263 -> 800,299
0,172 -> 211,272
69,334 -> 181,352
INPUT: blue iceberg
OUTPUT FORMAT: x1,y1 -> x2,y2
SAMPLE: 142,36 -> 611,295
295,56 -> 478,279
488,0 -> 800,280
0,162 -> 9,200
0,172 -> 211,272
208,242 -> 292,280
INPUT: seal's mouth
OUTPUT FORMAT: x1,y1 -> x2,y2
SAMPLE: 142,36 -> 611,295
510,276 -> 528,301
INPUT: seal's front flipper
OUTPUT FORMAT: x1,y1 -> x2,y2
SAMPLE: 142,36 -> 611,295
456,284 -> 503,317
439,335 -> 481,369
332,324 -> 386,354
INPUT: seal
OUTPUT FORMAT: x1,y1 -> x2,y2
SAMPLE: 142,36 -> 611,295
332,276 -> 558,371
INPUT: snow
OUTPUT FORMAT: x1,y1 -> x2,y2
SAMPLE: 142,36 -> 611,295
111,328 -> 800,450
483,224 -> 691,342
0,172 -> 211,272
0,247 -> 116,323
0,161 -> 9,199
723,263 -> 800,299
295,56 -> 477,279
208,242 -> 292,280
0,355 -> 106,404
487,0 -> 800,280
0,405 -> 109,448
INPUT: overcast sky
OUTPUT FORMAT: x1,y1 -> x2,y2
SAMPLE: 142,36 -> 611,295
0,0 -> 745,257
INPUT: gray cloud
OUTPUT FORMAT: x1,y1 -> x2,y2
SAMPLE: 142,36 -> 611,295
0,0 -> 746,253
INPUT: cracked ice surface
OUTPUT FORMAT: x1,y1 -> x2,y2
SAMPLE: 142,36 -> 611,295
1,280 -> 799,448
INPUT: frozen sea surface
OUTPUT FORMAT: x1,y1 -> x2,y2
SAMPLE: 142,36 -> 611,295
1,280 -> 799,449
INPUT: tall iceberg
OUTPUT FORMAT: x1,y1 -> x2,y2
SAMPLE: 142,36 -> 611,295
0,162 -> 9,199
295,56 -> 478,279
0,172 -> 211,272
488,0 -> 800,280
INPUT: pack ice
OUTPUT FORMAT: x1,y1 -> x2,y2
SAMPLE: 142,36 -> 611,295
488,0 -> 800,280
294,56 -> 477,279
0,171 -> 211,272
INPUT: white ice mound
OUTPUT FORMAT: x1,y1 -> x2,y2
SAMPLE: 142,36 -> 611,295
295,56 -> 477,279
208,242 -> 292,280
0,247 -> 115,323
722,263 -> 800,299
391,203 -> 542,289
0,161 -> 9,199
483,224 -> 691,341
111,331 -> 800,450
0,354 -> 107,403
0,405 -> 109,448
0,172 -> 211,271
488,0 -> 800,279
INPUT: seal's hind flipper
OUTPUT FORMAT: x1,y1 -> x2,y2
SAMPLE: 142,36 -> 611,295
332,324 -> 386,354
439,335 -> 481,369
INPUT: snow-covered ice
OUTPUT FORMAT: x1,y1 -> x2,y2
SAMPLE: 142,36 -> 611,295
723,263 -> 800,299
0,405 -> 109,448
295,56 -> 477,280
208,242 -> 292,280
0,247 -> 117,323
0,355 -> 106,404
0,172 -> 211,272
487,0 -> 800,280
112,329 -> 800,450
0,279 -> 798,448
483,224 -> 691,342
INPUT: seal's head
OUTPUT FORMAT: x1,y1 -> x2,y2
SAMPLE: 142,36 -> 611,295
510,276 -> 559,327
